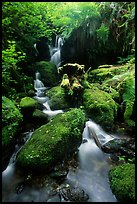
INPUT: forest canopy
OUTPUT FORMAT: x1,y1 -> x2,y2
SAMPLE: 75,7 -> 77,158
2,2 -> 135,100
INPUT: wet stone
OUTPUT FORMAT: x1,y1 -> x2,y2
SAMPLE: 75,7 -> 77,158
59,185 -> 89,202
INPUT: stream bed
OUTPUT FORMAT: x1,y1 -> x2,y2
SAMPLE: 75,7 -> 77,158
2,121 -> 118,202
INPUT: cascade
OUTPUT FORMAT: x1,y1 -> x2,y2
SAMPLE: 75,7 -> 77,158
50,35 -> 63,68
66,120 -> 117,202
33,71 -> 63,117
2,72 -> 118,202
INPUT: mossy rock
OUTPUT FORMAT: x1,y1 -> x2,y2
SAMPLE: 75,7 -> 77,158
83,89 -> 117,130
20,97 -> 39,109
16,108 -> 86,172
87,63 -> 134,84
109,163 -> 135,202
32,109 -> 49,125
46,86 -> 70,110
19,97 -> 41,121
35,61 -> 59,87
2,96 -> 23,147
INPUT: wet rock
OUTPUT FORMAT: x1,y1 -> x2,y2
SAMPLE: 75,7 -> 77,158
50,168 -> 69,180
15,182 -> 25,194
59,185 -> 89,202
82,138 -> 88,144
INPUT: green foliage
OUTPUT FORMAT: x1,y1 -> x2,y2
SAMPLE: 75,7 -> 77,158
50,2 -> 100,38
109,163 -> 135,202
99,2 -> 135,55
2,40 -> 26,99
117,54 -> 135,64
2,96 -> 23,146
96,24 -> 109,45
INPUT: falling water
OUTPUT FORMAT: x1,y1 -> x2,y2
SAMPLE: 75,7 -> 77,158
2,131 -> 33,201
50,36 -> 63,68
33,71 -> 63,117
65,120 -> 117,202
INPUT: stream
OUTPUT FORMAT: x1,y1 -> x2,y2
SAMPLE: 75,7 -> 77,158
2,119 -> 117,202
2,36 -> 118,202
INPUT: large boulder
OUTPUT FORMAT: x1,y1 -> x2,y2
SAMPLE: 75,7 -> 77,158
86,62 -> 135,135
35,61 -> 59,87
2,96 -> 23,170
16,108 -> 86,172
83,88 -> 117,130
109,163 -> 135,202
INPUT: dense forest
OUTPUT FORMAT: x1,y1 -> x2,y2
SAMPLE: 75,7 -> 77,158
2,2 -> 135,202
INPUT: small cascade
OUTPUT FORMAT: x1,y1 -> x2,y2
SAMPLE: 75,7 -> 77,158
2,131 -> 33,187
50,35 -> 63,68
66,120 -> 117,202
84,120 -> 114,145
33,71 -> 63,117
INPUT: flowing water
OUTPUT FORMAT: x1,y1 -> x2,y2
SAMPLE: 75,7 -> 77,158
50,35 -> 63,68
33,71 -> 63,117
64,120 -> 117,202
2,72 -> 118,202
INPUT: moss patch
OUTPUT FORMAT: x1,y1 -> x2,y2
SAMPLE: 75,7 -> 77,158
35,61 -> 59,87
109,163 -> 135,202
46,86 -> 71,110
16,108 -> 86,172
83,88 -> 117,130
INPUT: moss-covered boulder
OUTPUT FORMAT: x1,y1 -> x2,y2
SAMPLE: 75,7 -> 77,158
20,97 -> 40,117
46,86 -> 70,110
2,96 -> 23,170
109,163 -> 135,202
84,62 -> 135,134
83,89 -> 117,130
16,108 -> 86,172
35,61 -> 59,87
102,64 -> 135,132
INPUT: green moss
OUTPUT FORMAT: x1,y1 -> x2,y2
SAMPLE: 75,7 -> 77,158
46,86 -> 70,110
2,96 -> 23,146
35,61 -> 59,87
83,89 -> 117,130
16,108 -> 86,172
20,97 -> 38,108
109,163 -> 135,202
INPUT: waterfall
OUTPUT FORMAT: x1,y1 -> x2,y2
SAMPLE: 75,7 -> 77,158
34,43 -> 39,56
33,71 -> 63,117
66,120 -> 117,202
50,35 -> 63,68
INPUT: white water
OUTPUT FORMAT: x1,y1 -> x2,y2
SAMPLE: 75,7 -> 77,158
2,120 -> 118,201
50,36 -> 63,68
33,71 -> 63,117
2,70 -> 118,202
2,132 -> 33,195
65,120 -> 117,202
